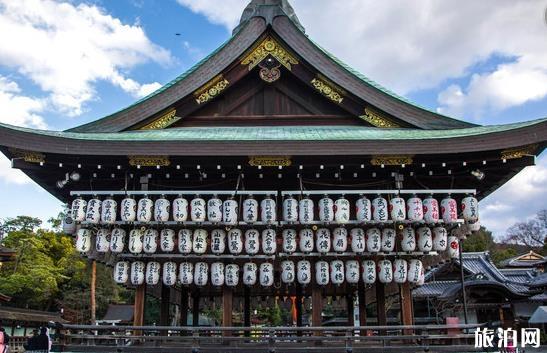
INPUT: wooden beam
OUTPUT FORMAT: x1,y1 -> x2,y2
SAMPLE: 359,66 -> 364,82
222,287 -> 233,337
133,284 -> 146,330
295,286 -> 303,337
347,292 -> 355,327
400,283 -> 414,335
192,291 -> 200,327
312,286 -> 322,327
244,286 -> 251,337
90,260 -> 96,325
376,284 -> 387,327
358,282 -> 367,333
180,288 -> 189,327
160,284 -> 170,327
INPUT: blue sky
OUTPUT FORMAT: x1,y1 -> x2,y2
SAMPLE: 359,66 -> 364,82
0,0 -> 546,236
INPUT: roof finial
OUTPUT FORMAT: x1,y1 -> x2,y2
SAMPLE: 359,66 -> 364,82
234,0 -> 305,35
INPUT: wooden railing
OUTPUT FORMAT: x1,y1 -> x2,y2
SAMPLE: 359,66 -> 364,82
52,323 -> 486,353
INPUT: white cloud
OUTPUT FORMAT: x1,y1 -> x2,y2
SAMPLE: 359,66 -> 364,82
0,76 -> 47,128
0,155 -> 32,185
176,0 -> 547,121
480,154 -> 547,238
0,0 -> 172,117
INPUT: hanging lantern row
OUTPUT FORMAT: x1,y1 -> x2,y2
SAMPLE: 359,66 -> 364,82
76,226 -> 459,256
70,194 -> 479,225
113,258 -> 425,287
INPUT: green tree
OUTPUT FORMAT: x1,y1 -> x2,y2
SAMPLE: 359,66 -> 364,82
462,227 -> 494,252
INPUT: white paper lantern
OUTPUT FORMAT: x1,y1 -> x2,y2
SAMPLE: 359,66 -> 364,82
179,262 -> 194,286
163,261 -> 177,286
101,198 -> 117,224
211,262 -> 225,286
207,197 -> 223,223
362,260 -> 376,284
76,229 -> 92,253
160,229 -> 176,252
417,227 -> 433,252
389,197 -> 406,222
393,259 -> 408,284
316,228 -> 331,254
281,260 -> 295,284
318,196 -> 334,223
172,197 -> 188,222
299,228 -> 314,253
282,229 -> 297,254
192,229 -> 208,254
113,261 -> 129,284
120,198 -> 137,222
346,260 -> 360,284
95,228 -> 110,253
299,197 -> 314,224
85,198 -> 101,224
243,197 -> 258,223
315,261 -> 330,286
417,266 -> 425,286
381,228 -> 396,252
356,196 -> 372,222
408,259 -> 423,284
128,229 -> 143,254
62,210 -> 76,235
154,197 -> 170,222
131,261 -> 145,286
261,229 -> 277,255
177,229 -> 192,254
441,197 -> 458,224
334,197 -> 350,224
146,261 -> 161,285
407,196 -> 424,222
462,196 -> 479,223
211,229 -> 226,255
366,228 -> 382,253
372,196 -> 389,222
448,236 -> 460,259
137,198 -> 153,223
423,196 -> 440,224
194,262 -> 209,286
432,227 -> 448,251
260,263 -> 274,287
191,197 -> 206,223
400,227 -> 416,252
283,196 -> 298,223
227,229 -> 243,254
260,197 -> 277,223
350,228 -> 366,253
223,199 -> 238,225
225,264 -> 240,287
330,260 -> 345,285
332,228 -> 348,253
143,229 -> 158,254
71,197 -> 87,222
297,260 -> 311,285
243,263 -> 258,286
245,229 -> 260,255
109,228 -> 125,253
378,260 -> 393,284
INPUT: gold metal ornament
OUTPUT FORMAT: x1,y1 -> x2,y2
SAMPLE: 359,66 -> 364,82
194,75 -> 230,105
140,109 -> 179,130
9,148 -> 45,164
249,156 -> 292,167
241,37 -> 299,71
500,144 -> 538,160
371,156 -> 414,166
128,156 -> 171,167
360,107 -> 401,128
310,76 -> 344,104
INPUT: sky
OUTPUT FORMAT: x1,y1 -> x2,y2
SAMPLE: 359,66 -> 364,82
0,0 -> 546,237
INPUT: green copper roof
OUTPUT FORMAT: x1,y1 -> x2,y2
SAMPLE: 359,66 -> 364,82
4,118 -> 546,142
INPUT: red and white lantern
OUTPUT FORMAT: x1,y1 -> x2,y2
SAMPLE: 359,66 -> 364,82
154,197 -> 170,222
334,197 -> 351,224
372,196 -> 389,222
227,229 -> 243,255
129,229 -> 143,254
191,197 -> 206,223
366,228 -> 382,253
330,260 -> 345,285
76,229 -> 92,253
318,196 -> 334,223
262,229 -> 277,255
114,261 -> 129,284
423,196 -> 439,224
131,261 -> 145,286
315,261 -> 330,286
461,196 -> 479,223
192,229 -> 208,254
222,199 -> 238,225
281,260 -> 295,284
179,262 -> 194,286
245,229 -> 260,255
389,197 -> 406,222
137,197 -> 153,222
225,264 -> 240,287
85,198 -> 101,224
350,228 -> 366,253
194,262 -> 209,287
120,197 -> 137,222
356,196 -> 372,222
408,259 -> 423,284
441,196 -> 458,224
299,228 -> 314,253
378,260 -> 393,283
332,228 -> 348,253
283,196 -> 299,223
400,227 -> 416,252
95,228 -> 110,253
177,229 -> 192,254
243,197 -> 259,223
260,263 -> 274,287
297,260 -> 311,285
146,261 -> 160,285
71,197 -> 87,222
110,228 -> 125,253
160,229 -> 175,252
211,229 -> 226,255
362,260 -> 376,284
211,262 -> 225,287
381,228 -> 396,252
260,197 -> 277,223
316,228 -> 331,253
143,229 -> 158,254
393,259 -> 408,284
417,227 -> 433,252
282,229 -> 297,254
448,236 -> 460,258
299,197 -> 314,224
172,196 -> 188,222
243,262 -> 258,286
207,197 -> 222,223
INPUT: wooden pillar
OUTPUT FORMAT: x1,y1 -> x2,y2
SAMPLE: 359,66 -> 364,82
192,291 -> 200,327
312,286 -> 323,327
295,288 -> 303,337
90,260 -> 96,325
180,288 -> 189,327
133,284 -> 146,328
376,284 -> 387,326
160,284 -> 171,327
244,287 -> 251,337
400,283 -> 413,334
222,287 -> 233,337
347,293 -> 355,326
358,282 -> 367,332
